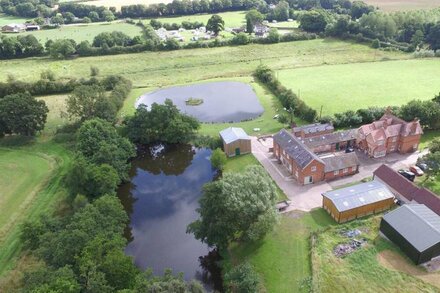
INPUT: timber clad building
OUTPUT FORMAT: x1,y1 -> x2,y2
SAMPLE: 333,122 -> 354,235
380,204 -> 440,265
273,129 -> 360,185
322,180 -> 395,223
219,127 -> 251,157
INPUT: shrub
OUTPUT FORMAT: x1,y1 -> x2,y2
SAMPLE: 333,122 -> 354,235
224,263 -> 261,293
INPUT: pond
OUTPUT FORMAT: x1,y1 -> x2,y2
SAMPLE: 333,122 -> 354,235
135,81 -> 264,123
117,144 -> 222,291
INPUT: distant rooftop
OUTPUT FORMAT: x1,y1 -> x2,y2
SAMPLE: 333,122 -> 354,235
383,204 -> 440,252
322,152 -> 360,173
219,127 -> 250,144
322,180 -> 394,212
293,123 -> 334,135
301,129 -> 357,148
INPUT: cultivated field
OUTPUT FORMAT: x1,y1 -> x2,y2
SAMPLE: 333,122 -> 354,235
146,11 -> 247,28
312,215 -> 440,292
18,22 -> 142,44
277,59 -> 440,116
363,0 -> 440,11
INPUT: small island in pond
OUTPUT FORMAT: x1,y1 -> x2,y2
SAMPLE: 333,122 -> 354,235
185,97 -> 204,106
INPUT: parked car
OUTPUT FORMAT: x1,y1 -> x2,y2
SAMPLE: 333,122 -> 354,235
345,147 -> 354,153
409,166 -> 424,176
398,169 -> 415,182
416,162 -> 428,171
394,198 -> 403,206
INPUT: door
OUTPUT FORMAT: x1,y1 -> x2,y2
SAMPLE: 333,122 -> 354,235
304,176 -> 313,185
235,148 -> 240,156
335,142 -> 340,151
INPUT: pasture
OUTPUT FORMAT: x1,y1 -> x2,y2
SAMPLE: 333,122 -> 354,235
0,39 -> 407,87
0,14 -> 29,26
18,22 -> 142,44
147,11 -> 247,28
363,0 -> 440,11
79,0 -> 174,10
277,59 -> 440,116
311,215 -> 439,292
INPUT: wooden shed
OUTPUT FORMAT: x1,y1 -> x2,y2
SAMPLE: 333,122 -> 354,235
219,127 -> 251,157
322,180 -> 395,223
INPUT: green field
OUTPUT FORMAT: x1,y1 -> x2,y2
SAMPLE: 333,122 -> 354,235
0,39 -> 407,86
15,22 -> 142,44
228,209 -> 334,292
37,94 -> 69,135
312,215 -> 439,292
0,14 -> 29,26
277,59 -> 440,116
147,11 -> 247,28
363,0 -> 440,12
79,0 -> 174,10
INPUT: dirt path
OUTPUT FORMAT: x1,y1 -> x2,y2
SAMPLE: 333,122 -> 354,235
377,250 -> 440,289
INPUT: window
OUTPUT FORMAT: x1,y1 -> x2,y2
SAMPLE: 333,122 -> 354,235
311,166 -> 317,172
334,170 -> 339,176
343,168 -> 348,173
295,171 -> 298,178
413,144 -> 418,149
378,140 -> 384,146
392,137 -> 397,142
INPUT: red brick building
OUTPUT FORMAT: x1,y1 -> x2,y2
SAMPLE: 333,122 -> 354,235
273,129 -> 360,185
357,109 -> 423,158
293,123 -> 334,138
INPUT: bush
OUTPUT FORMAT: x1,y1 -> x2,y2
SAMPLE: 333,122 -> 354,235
224,262 -> 261,293
210,148 -> 227,171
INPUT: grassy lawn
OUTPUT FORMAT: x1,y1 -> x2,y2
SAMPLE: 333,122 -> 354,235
0,14 -> 30,26
227,209 -> 334,292
420,129 -> 440,150
17,22 -> 142,44
267,20 -> 300,29
363,0 -> 440,11
37,94 -> 69,135
312,215 -> 439,292
277,58 -> 440,116
79,0 -> 174,10
145,11 -> 247,28
0,39 -> 407,87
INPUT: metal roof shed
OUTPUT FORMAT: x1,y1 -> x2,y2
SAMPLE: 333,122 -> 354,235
380,204 -> 440,265
322,180 -> 395,223
219,127 -> 251,157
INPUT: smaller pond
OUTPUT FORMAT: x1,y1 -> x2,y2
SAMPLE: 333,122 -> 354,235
135,81 -> 264,123
118,145 -> 222,291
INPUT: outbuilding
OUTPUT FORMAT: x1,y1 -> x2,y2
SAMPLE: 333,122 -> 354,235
380,204 -> 440,265
219,127 -> 251,157
322,180 -> 395,223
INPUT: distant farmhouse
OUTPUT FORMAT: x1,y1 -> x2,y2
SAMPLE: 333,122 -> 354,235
380,204 -> 440,265
219,127 -> 251,157
1,23 -> 26,33
322,180 -> 395,223
357,108 -> 423,158
273,129 -> 360,185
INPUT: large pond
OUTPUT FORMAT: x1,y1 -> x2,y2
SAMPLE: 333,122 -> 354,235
135,81 -> 264,123
117,144 -> 221,290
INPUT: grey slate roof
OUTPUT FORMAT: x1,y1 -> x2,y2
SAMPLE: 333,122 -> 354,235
219,127 -> 250,144
322,180 -> 394,212
273,129 -> 324,169
293,123 -> 334,135
382,204 -> 440,252
301,129 -> 357,148
322,152 -> 360,173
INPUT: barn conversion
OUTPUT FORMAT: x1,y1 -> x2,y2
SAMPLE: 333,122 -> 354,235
380,204 -> 440,265
293,122 -> 334,138
322,180 -> 395,223
219,127 -> 251,157
300,129 -> 357,154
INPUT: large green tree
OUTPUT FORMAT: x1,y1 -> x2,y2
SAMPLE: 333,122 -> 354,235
124,99 -> 200,145
0,92 -> 48,136
188,165 -> 279,249
206,14 -> 225,36
77,119 -> 135,181
66,84 -> 117,122
49,39 -> 76,59
245,9 -> 264,33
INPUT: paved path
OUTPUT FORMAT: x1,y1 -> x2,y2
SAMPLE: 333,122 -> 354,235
251,136 -> 424,212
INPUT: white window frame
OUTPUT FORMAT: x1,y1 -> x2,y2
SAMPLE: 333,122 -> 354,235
392,137 -> 397,142
413,143 -> 418,149
311,166 -> 317,172
334,170 -> 339,176
343,168 -> 348,173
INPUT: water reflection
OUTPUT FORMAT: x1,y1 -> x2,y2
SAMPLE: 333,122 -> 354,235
135,81 -> 264,123
118,145 -> 221,290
